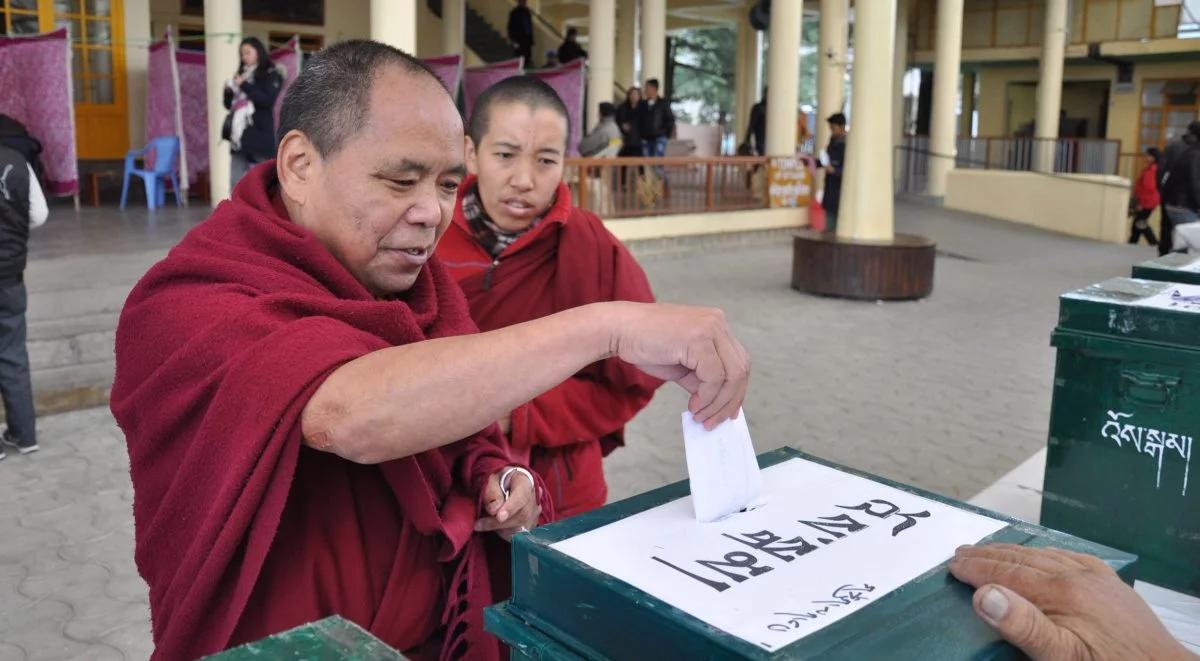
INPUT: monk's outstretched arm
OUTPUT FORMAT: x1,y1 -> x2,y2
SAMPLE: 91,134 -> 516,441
301,301 -> 750,464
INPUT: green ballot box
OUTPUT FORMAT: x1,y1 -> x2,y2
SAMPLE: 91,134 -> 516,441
1041,277 -> 1200,596
203,616 -> 406,660
1131,254 -> 1200,286
487,447 -> 1136,660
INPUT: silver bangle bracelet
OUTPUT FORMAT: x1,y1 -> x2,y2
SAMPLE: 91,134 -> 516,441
499,466 -> 535,500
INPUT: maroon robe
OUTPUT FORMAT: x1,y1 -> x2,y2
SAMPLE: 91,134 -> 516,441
110,162 -> 547,660
438,177 -> 662,517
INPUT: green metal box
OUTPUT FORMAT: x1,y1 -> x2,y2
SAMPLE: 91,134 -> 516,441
1041,277 -> 1199,596
203,616 -> 406,660
1132,254 -> 1200,286
488,447 -> 1136,660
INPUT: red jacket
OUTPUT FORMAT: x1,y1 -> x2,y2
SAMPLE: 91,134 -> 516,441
439,178 -> 663,518
1135,162 -> 1160,210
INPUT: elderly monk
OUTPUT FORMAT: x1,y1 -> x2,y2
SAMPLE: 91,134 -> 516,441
110,40 -> 749,660
438,77 -> 663,518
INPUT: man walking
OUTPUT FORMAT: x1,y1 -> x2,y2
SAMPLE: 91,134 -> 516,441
507,0 -> 534,66
0,144 -> 47,460
636,79 -> 675,159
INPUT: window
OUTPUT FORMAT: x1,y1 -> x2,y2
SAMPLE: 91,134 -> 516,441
182,0 -> 323,26
268,30 -> 322,53
1,0 -> 41,35
1138,79 -> 1200,152
54,0 -> 117,104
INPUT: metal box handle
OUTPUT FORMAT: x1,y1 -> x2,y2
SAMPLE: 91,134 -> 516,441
1118,369 -> 1180,407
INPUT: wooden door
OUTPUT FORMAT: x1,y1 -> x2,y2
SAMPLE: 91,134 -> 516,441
51,0 -> 129,159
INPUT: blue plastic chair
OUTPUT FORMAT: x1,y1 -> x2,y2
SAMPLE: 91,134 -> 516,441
120,136 -> 181,210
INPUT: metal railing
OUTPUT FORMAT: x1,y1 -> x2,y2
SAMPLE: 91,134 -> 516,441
565,156 -> 770,219
897,136 -> 1122,194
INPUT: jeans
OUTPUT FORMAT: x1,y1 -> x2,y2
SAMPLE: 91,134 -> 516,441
230,152 -> 262,191
0,281 -> 35,446
641,136 -> 668,158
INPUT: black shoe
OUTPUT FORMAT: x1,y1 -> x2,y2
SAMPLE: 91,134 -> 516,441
2,431 -> 37,455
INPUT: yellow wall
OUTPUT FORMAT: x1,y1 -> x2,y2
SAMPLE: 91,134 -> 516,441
918,0 -> 1179,50
976,59 -> 1200,155
944,170 -> 1129,243
149,0 -> 371,51
604,208 -> 808,242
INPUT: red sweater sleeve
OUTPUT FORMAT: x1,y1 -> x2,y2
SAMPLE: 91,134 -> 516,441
509,361 -> 657,449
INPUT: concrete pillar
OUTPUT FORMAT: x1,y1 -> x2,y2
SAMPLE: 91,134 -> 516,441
838,0 -> 895,241
927,0 -> 963,197
765,0 -> 802,156
892,0 -> 910,148
959,71 -> 976,137
614,0 -> 637,90
817,0 -> 847,159
734,11 -> 760,141
204,0 -> 240,205
442,0 -> 464,57
371,0 -> 417,53
640,0 -> 666,85
125,0 -> 151,149
1034,0 -> 1068,172
587,0 -> 616,128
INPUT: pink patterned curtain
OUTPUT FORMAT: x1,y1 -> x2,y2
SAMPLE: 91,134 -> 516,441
175,50 -> 208,187
530,59 -> 585,156
463,58 -> 524,123
423,54 -> 462,97
144,33 -> 180,172
270,37 -> 301,129
0,29 -> 77,196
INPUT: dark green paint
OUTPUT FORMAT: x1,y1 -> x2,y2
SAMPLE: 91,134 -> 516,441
202,616 -> 406,660
1042,277 -> 1200,596
489,447 -> 1137,660
1132,255 -> 1200,286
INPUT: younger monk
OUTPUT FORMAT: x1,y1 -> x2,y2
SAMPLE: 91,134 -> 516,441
438,77 -> 664,517
111,41 -> 750,660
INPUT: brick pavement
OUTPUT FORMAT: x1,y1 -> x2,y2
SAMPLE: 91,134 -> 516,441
0,200 -> 1155,658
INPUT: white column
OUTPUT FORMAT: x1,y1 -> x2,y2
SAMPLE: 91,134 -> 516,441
371,0 -> 417,53
817,0 -> 847,159
204,0 -> 240,205
640,0 -> 666,85
442,0 -> 464,57
124,0 -> 152,149
892,0 -> 910,148
927,0 -> 963,197
614,0 -> 637,89
765,0 -> 802,156
838,0 -> 896,241
734,11 -> 757,141
587,0 -> 616,128
1034,0 -> 1068,173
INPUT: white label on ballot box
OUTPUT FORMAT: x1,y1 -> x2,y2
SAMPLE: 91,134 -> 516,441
551,458 -> 1007,651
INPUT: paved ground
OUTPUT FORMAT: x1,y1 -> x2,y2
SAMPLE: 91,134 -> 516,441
0,200 -> 1154,659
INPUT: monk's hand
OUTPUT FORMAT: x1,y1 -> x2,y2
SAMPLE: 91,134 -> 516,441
609,302 -> 750,431
476,467 -> 540,542
949,544 -> 1194,661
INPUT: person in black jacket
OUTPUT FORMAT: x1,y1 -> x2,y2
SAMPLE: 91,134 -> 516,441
507,0 -> 534,65
1160,122 -> 1200,252
0,145 -> 47,459
557,27 -> 587,65
223,37 -> 282,189
636,79 -> 675,158
822,112 -> 848,234
616,87 -> 643,157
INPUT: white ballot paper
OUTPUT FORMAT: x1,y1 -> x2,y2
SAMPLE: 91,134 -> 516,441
552,458 -> 1008,652
682,410 -> 767,522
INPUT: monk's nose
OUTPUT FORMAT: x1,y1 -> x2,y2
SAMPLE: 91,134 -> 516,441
404,187 -> 442,227
510,160 -> 534,191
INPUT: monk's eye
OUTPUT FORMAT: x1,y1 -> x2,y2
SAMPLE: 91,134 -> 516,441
495,152 -> 514,160
539,158 -> 559,167
389,178 -> 417,189
439,179 -> 460,193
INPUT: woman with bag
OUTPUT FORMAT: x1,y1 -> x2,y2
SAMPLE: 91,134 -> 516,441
223,37 -> 282,188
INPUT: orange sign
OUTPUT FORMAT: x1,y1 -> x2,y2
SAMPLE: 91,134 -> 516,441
768,156 -> 814,209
